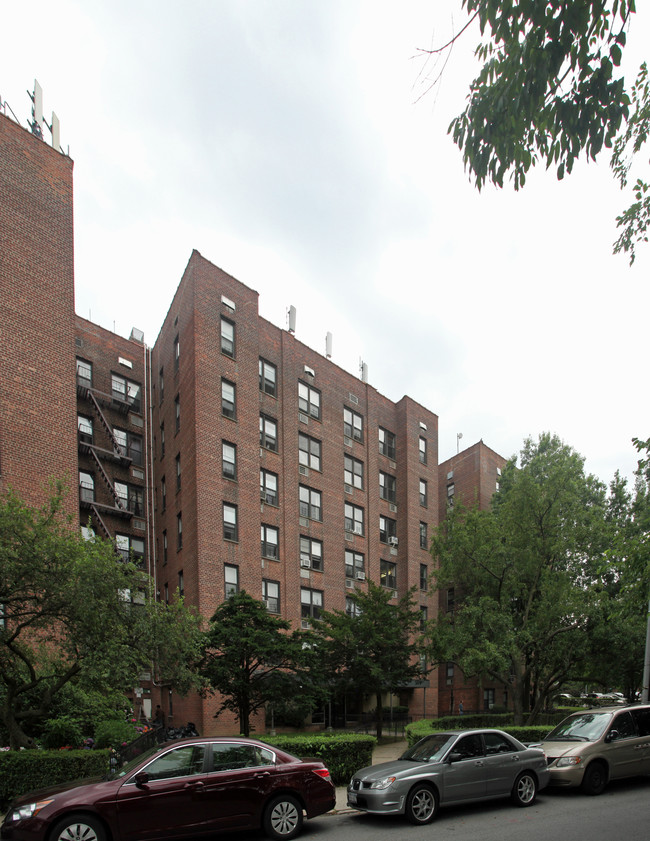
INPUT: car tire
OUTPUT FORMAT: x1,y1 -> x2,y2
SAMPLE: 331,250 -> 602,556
51,814 -> 106,841
581,762 -> 608,796
511,772 -> 537,806
405,783 -> 438,825
263,794 -> 304,840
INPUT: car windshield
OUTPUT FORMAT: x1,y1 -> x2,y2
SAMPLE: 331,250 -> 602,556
111,745 -> 162,779
545,712 -> 613,742
400,734 -> 454,763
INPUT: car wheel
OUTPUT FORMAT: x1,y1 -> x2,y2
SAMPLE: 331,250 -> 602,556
405,783 -> 438,825
511,772 -> 537,806
581,762 -> 607,796
263,794 -> 304,840
51,815 -> 106,841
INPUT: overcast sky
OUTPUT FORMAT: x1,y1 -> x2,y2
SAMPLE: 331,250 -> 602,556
2,1 -> 648,487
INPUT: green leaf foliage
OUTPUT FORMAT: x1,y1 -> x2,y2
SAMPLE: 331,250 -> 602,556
199,591 -> 322,737
429,433 -> 610,724
0,483 -> 202,749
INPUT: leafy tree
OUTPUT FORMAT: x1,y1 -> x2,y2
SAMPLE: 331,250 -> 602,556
0,484 -> 202,749
438,0 -> 647,262
428,433 -> 609,724
199,591 -> 320,737
313,580 -> 424,738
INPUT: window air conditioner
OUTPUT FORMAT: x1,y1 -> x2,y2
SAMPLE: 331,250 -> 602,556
388,536 -> 399,546
353,523 -> 363,535
300,558 -> 311,569
356,571 -> 366,580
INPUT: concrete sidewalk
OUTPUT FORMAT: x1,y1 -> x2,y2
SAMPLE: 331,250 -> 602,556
333,738 -> 408,813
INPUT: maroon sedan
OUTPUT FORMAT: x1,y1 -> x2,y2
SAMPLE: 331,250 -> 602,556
0,737 -> 335,841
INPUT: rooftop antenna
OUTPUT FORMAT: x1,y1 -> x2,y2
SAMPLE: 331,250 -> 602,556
29,79 -> 43,138
287,305 -> 296,334
325,332 -> 332,359
359,358 -> 368,383
457,432 -> 463,453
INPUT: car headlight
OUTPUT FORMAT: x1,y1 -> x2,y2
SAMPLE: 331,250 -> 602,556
556,756 -> 582,768
369,776 -> 397,790
8,800 -> 54,821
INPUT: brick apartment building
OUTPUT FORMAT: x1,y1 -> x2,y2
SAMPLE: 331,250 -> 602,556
1,103 -> 504,734
437,441 -> 507,715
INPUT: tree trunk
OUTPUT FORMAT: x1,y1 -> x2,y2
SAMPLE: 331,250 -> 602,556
3,706 -> 38,750
375,691 -> 383,739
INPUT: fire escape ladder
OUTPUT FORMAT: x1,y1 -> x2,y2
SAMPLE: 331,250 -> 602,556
88,447 -> 127,510
87,390 -> 127,458
90,504 -> 112,540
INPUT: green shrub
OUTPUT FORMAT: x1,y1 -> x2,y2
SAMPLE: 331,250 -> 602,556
94,718 -> 139,750
406,717 -> 562,747
40,717 -> 84,750
0,750 -> 110,811
261,733 -> 376,786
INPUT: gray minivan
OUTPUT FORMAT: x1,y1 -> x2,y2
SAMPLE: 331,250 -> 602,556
542,704 -> 650,794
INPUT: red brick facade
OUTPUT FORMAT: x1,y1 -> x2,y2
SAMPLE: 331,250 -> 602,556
1,108 -> 505,734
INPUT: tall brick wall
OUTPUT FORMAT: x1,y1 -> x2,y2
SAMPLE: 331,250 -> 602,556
0,113 -> 77,516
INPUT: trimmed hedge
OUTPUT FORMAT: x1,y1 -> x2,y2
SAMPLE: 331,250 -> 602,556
406,715 -> 567,747
260,733 -> 376,786
0,750 -> 110,812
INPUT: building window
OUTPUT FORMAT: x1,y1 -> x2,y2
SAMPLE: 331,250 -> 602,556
174,453 -> 181,491
115,534 -> 145,566
78,415 -> 93,444
378,427 -> 396,459
380,559 -> 397,590
419,436 -> 427,464
225,564 -> 239,597
298,433 -> 321,471
160,422 -> 165,457
259,358 -> 277,396
343,407 -> 363,442
419,479 -> 428,507
221,317 -> 235,357
162,530 -> 168,565
159,366 -> 164,402
222,441 -> 236,480
300,536 -> 323,571
298,381 -> 321,420
379,471 -> 396,502
420,605 -> 428,629
223,503 -> 238,541
263,579 -> 280,613
260,469 -> 278,505
161,476 -> 166,511
344,502 -> 364,535
260,414 -> 278,451
79,471 -> 94,503
173,334 -> 180,372
420,563 -> 428,591
221,379 -> 236,419
301,588 -> 323,622
112,374 -> 141,413
447,482 -> 455,506
177,513 -> 183,549
115,482 -> 144,516
299,485 -> 322,521
345,549 -> 365,579
419,521 -> 428,550
164,583 -> 169,605
113,428 -> 143,466
446,662 -> 454,684
261,524 -> 279,559
178,570 -> 184,598
484,688 -> 495,711
346,596 -> 362,617
76,358 -> 92,388
379,515 -> 397,544
175,394 -> 180,433
344,455 -> 364,490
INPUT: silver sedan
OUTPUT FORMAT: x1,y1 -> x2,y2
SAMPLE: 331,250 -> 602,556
348,728 -> 550,825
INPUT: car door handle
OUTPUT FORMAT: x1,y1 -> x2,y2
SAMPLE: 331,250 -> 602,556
254,771 -> 271,777
511,755 -> 520,761
474,761 -> 484,767
184,781 -> 206,791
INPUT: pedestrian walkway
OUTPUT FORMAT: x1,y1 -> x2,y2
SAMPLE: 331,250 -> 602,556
333,738 -> 408,813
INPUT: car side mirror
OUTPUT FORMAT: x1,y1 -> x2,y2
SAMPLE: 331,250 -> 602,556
446,752 -> 463,763
134,772 -> 150,788
605,730 -> 619,743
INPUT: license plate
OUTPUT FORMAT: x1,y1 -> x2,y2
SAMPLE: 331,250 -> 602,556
348,792 -> 357,805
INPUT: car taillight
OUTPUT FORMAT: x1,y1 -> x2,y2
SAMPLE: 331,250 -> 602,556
312,768 -> 331,780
